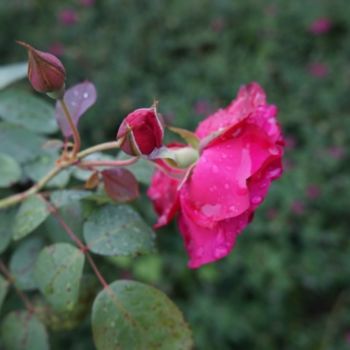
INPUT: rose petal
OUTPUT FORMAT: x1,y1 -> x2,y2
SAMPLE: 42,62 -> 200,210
55,81 -> 97,138
147,161 -> 183,228
184,125 -> 273,223
195,82 -> 267,139
178,198 -> 251,269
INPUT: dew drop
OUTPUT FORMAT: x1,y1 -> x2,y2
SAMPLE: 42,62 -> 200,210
224,183 -> 230,189
268,168 -> 282,178
214,246 -> 228,259
83,92 -> 89,99
269,147 -> 279,155
201,204 -> 221,217
212,165 -> 219,173
231,127 -> 242,137
251,195 -> 263,204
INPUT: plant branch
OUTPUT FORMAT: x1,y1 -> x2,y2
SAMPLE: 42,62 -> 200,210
0,139 -> 123,210
44,198 -> 109,289
78,157 -> 138,169
59,98 -> 81,155
0,259 -> 35,313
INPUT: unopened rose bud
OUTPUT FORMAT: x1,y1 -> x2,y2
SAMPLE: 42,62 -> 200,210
17,41 -> 66,97
117,107 -> 164,156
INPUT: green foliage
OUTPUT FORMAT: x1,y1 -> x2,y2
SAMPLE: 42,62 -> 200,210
0,90 -> 57,134
0,275 -> 9,313
34,243 -> 85,312
9,237 -> 45,290
92,280 -> 193,350
12,195 -> 50,240
0,153 -> 21,188
0,311 -> 49,350
83,204 -> 156,256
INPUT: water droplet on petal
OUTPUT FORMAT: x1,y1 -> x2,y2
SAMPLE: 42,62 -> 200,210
83,92 -> 89,98
201,204 -> 221,217
231,127 -> 242,137
212,165 -> 219,173
214,246 -> 228,259
269,147 -> 279,155
268,167 -> 282,179
251,195 -> 263,204
224,183 -> 230,189
196,247 -> 204,258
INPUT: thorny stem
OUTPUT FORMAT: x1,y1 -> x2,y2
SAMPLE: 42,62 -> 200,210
44,198 -> 109,289
0,139 -> 123,210
0,259 -> 35,313
59,98 -> 81,155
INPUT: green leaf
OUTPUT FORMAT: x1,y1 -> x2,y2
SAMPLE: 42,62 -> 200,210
92,280 -> 193,350
0,90 -> 58,134
0,62 -> 27,90
83,204 -> 156,257
1,310 -> 49,350
9,237 -> 45,291
0,207 -> 16,253
168,126 -> 200,149
34,243 -> 85,312
50,189 -> 90,208
12,195 -> 50,241
0,275 -> 9,313
0,153 -> 21,188
0,122 -> 47,164
45,202 -> 84,243
24,153 -> 71,188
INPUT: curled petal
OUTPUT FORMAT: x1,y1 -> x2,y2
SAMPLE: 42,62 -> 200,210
195,82 -> 267,139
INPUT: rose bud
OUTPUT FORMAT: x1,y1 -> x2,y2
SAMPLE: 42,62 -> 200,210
17,41 -> 66,97
116,107 -> 164,156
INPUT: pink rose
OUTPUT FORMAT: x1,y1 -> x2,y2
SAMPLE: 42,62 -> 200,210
309,17 -> 332,35
58,9 -> 78,26
148,83 -> 284,268
308,62 -> 329,78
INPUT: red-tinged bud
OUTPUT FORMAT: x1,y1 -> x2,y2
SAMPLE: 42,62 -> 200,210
116,107 -> 164,156
17,41 -> 66,97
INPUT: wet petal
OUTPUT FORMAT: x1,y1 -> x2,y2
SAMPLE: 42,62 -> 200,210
178,199 -> 250,269
184,125 -> 273,223
195,82 -> 267,139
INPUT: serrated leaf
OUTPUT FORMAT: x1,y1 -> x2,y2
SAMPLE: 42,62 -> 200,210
50,189 -> 90,208
102,168 -> 139,202
0,122 -> 47,164
9,237 -> 45,291
0,153 -> 21,188
0,275 -> 9,313
12,195 -> 50,240
24,153 -> 71,188
83,204 -> 155,256
45,201 -> 84,243
0,90 -> 57,134
34,243 -> 85,312
0,62 -> 27,90
0,208 -> 16,253
1,310 -> 49,350
55,81 -> 97,137
92,280 -> 193,350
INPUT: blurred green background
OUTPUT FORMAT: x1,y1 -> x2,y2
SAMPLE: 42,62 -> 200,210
1,0 -> 350,349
